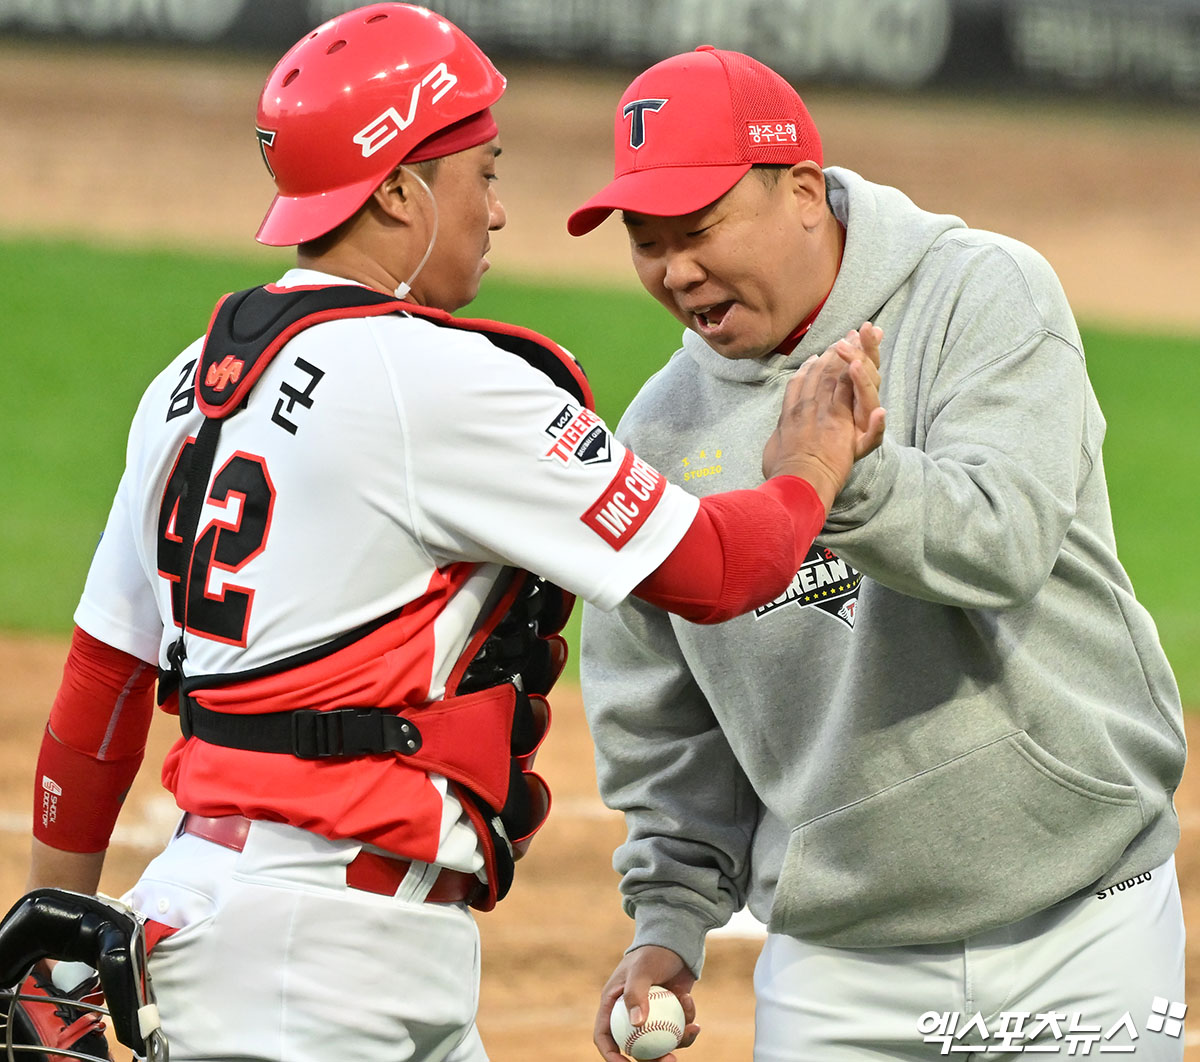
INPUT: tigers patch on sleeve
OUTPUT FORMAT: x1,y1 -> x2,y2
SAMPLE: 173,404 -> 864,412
541,403 -> 612,467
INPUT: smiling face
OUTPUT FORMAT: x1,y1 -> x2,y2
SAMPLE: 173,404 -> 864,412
409,138 -> 506,312
623,163 -> 837,359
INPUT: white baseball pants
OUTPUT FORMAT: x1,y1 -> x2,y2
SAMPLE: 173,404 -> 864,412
753,856 -> 1185,1061
127,820 -> 488,1062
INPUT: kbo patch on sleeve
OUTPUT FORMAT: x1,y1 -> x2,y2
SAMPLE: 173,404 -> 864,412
582,451 -> 666,550
542,403 -> 612,466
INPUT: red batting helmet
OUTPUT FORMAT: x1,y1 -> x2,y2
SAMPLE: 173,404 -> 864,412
254,3 -> 506,247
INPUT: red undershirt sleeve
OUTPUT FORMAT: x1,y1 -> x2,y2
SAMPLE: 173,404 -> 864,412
634,475 -> 826,624
33,626 -> 158,853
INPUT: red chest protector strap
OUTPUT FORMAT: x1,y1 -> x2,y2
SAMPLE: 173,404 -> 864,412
193,283 -> 594,419
164,284 -> 414,683
167,283 -> 587,910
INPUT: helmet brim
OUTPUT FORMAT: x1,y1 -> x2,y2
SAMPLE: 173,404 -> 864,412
255,173 -> 382,247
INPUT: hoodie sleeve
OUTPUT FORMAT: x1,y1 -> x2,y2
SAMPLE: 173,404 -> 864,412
579,594 -> 758,977
821,237 -> 1099,609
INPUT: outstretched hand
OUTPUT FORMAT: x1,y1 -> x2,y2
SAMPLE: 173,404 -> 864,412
762,321 -> 887,510
829,322 -> 887,457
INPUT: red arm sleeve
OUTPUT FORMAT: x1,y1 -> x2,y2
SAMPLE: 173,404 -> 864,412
633,475 -> 826,624
33,626 -> 158,853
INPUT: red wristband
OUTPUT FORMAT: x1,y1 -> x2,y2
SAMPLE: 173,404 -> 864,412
33,729 -> 144,853
33,626 -> 158,852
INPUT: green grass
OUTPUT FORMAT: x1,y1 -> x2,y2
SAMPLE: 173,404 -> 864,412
1,239 -> 285,630
468,274 -> 685,426
1081,328 -> 1200,699
1,236 -> 1195,702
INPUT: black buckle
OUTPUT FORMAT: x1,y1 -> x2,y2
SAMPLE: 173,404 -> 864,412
178,693 -> 195,740
289,708 -> 422,760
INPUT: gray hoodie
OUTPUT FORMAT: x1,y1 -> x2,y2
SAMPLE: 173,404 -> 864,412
580,167 -> 1185,976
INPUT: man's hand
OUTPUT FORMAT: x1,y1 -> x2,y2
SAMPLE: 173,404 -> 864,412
594,946 -> 700,1062
828,322 -> 886,457
762,322 -> 886,510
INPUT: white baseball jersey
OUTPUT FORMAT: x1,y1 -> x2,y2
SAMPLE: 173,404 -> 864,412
74,268 -> 699,870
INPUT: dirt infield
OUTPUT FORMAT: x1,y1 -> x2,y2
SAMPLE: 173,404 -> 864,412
1,41 -> 1197,1060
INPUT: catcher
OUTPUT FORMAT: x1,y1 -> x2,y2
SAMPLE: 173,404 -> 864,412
23,5 -> 883,1060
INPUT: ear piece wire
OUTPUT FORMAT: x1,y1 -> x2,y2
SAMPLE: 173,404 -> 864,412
395,165 -> 439,300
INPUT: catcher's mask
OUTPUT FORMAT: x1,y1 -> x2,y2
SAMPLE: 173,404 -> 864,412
254,2 -> 506,246
0,889 -> 167,1062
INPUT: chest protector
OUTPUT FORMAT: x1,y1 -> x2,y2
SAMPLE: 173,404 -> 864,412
163,284 -> 593,911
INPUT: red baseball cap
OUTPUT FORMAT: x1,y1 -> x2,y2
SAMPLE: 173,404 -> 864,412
568,46 -> 822,237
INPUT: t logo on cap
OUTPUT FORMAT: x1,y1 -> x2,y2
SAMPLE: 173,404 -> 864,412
568,47 -> 823,237
622,98 -> 667,149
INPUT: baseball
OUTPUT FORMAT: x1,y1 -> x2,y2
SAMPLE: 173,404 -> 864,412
610,985 -> 686,1060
